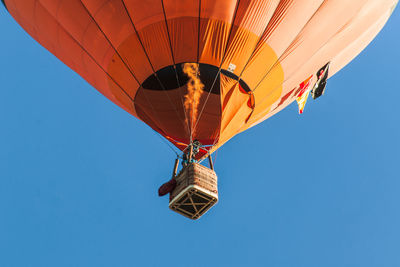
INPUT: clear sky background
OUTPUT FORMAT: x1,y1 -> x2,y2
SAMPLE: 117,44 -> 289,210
1,5 -> 400,267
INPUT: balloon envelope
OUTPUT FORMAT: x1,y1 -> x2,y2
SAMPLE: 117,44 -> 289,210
3,0 -> 398,157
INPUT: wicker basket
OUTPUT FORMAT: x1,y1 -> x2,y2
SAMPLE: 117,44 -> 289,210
169,163 -> 218,220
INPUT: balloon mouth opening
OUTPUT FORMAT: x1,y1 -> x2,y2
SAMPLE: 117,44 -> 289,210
141,63 -> 251,93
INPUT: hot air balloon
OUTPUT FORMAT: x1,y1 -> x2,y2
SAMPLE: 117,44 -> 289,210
2,0 -> 398,219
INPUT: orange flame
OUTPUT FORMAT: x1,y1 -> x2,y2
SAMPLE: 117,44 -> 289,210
183,63 -> 204,129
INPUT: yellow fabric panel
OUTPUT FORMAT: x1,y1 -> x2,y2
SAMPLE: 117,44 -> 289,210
240,0 -> 324,89
217,74 -> 250,149
221,0 -> 279,75
244,0 -> 397,130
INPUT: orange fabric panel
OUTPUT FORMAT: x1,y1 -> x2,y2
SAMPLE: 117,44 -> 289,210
165,17 -> 198,63
123,0 -> 174,71
4,0 -> 42,44
6,0 -> 137,116
123,0 -> 164,30
37,0 -> 141,99
49,4 -> 136,115
198,0 -> 238,65
110,33 -> 155,85
200,0 -> 238,20
6,0 -> 36,22
163,0 -> 199,63
37,0 -> 61,14
163,0 -> 199,19
136,22 -> 174,71
41,0 -> 112,67
80,0 -> 154,83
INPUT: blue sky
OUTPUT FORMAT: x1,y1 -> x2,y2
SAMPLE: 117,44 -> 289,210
1,5 -> 400,267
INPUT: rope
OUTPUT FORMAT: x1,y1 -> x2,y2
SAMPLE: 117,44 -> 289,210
154,131 -> 180,156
